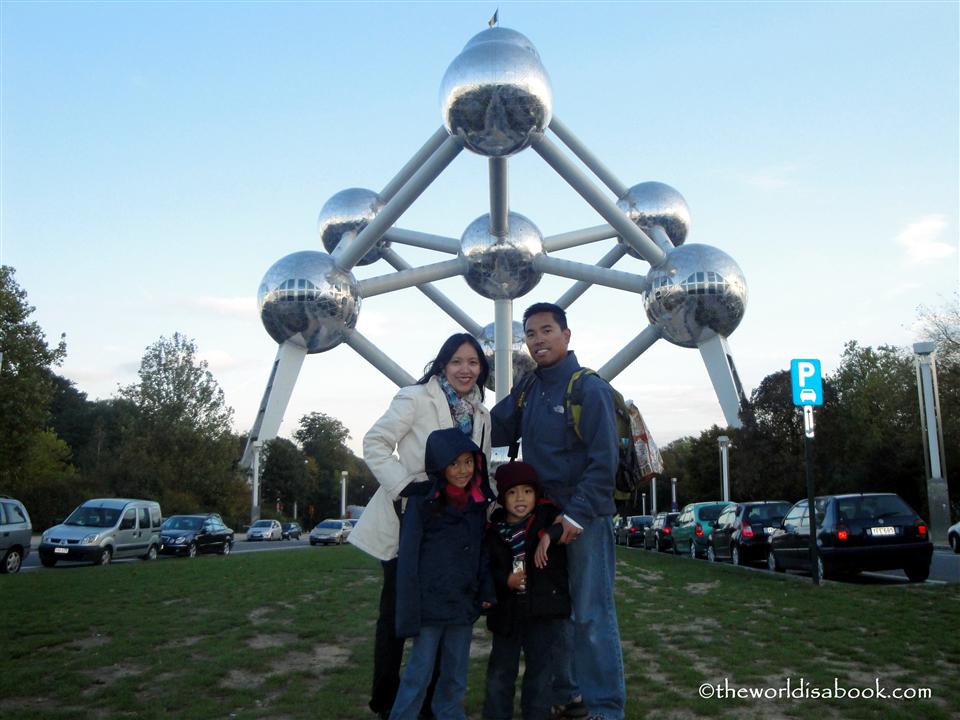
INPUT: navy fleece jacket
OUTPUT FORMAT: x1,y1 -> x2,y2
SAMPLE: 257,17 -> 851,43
490,351 -> 618,525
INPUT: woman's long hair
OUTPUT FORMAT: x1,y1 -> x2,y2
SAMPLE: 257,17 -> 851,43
418,333 -> 490,401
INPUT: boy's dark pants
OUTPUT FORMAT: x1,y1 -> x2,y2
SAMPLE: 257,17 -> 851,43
483,618 -> 561,720
371,558 -> 439,718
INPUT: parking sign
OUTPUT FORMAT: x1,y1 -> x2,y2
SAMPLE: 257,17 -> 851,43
790,359 -> 823,406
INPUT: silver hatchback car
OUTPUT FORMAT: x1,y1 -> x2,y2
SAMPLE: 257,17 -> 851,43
0,496 -> 32,574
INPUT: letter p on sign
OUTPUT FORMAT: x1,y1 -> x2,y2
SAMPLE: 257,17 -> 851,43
791,359 -> 823,406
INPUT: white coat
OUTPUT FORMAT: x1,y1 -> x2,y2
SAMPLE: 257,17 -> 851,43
348,375 -> 492,561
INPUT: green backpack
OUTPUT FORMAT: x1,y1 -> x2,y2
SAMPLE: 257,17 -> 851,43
507,368 -> 643,501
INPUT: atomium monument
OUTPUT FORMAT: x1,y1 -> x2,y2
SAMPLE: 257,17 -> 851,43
240,24 -> 748,519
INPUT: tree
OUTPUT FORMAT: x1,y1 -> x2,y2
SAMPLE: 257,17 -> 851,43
293,412 -> 360,519
0,266 -> 68,490
259,438 -> 312,515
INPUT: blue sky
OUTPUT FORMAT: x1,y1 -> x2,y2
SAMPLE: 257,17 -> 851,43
2,1 -> 958,453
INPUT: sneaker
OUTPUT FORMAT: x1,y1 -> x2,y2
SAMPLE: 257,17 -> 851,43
549,698 -> 588,719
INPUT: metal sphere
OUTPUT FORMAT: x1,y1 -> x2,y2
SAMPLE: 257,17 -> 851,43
461,212 -> 544,299
476,320 -> 537,392
258,251 -> 360,353
643,244 -> 747,348
318,188 -> 386,266
616,182 -> 691,258
440,27 -> 553,157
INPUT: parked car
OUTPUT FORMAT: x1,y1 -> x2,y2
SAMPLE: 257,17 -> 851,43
616,515 -> 653,546
159,514 -> 234,557
246,519 -> 282,541
948,520 -> 960,554
0,495 -> 32,574
708,501 -> 792,565
310,519 -> 352,546
643,512 -> 680,552
281,522 -> 303,540
672,502 -> 729,559
767,493 -> 933,582
38,498 -> 162,567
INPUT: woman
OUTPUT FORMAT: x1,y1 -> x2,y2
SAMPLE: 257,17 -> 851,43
349,333 -> 492,720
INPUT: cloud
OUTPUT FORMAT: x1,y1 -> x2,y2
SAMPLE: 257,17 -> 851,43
186,296 -> 257,319
197,349 -> 246,372
896,215 -> 955,265
739,164 -> 799,190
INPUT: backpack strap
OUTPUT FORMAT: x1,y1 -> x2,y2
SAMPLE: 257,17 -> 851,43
507,372 -> 538,461
564,368 -> 597,443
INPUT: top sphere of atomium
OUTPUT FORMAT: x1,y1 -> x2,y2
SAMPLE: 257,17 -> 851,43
318,188 -> 386,266
616,182 -> 691,258
258,251 -> 360,353
644,244 -> 747,348
476,320 -> 536,392
461,212 -> 544,299
440,27 -> 553,157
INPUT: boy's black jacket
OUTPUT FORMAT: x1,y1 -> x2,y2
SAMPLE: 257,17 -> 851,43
484,500 -> 571,637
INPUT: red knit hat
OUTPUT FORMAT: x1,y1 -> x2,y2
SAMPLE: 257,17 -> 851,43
495,461 -> 542,499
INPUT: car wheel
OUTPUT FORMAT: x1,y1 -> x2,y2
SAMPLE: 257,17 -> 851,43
950,533 -> 960,554
187,543 -> 198,558
97,547 -> 112,566
767,550 -> 784,573
220,541 -> 232,556
706,544 -> 716,563
731,545 -> 741,566
142,544 -> 158,561
1,548 -> 23,574
690,542 -> 698,560
41,555 -> 58,568
904,563 -> 930,583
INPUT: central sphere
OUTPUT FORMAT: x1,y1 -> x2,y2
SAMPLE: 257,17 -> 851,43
258,251 -> 360,353
318,188 -> 386,266
461,212 -> 544,299
643,244 -> 747,348
440,27 -> 553,157
476,320 -> 536,392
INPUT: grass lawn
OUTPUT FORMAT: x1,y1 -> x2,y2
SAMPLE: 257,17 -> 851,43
1,546 -> 957,719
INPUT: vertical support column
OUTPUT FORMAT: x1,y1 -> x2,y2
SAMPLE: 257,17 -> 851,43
718,435 -> 731,502
489,157 -> 509,237
495,299 -> 514,402
914,342 -> 951,544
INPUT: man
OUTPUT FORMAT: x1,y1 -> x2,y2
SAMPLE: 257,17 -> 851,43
490,302 -> 625,720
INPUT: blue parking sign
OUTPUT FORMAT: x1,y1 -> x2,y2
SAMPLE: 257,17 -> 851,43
790,359 -> 823,406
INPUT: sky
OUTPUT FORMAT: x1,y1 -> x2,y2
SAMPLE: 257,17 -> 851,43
2,1 -> 958,457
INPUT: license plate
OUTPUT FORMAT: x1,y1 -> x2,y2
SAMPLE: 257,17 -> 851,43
870,526 -> 896,536
54,547 -> 69,554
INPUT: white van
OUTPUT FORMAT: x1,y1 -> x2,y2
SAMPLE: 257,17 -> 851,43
39,498 -> 162,567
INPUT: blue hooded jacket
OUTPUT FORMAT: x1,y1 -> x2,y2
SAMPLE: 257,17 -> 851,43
395,428 -> 495,638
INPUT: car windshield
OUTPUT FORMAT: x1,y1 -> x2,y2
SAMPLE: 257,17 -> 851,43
630,517 -> 650,528
838,495 -> 915,522
283,523 -> 297,529
162,517 -> 203,531
64,507 -> 120,528
747,503 -> 792,522
251,520 -> 274,529
698,505 -> 724,522
318,521 -> 342,529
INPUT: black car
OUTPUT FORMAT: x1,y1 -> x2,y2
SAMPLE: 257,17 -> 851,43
708,501 -> 791,566
767,493 -> 933,582
643,512 -> 680,551
616,515 -> 653,547
281,522 -> 302,540
159,514 -> 234,557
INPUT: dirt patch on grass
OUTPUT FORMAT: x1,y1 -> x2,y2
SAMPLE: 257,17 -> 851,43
160,635 -> 205,649
248,633 -> 298,649
67,634 -> 110,650
270,643 -> 352,674
221,669 -> 264,689
80,663 -> 145,696
684,580 -> 720,595
469,628 -> 492,659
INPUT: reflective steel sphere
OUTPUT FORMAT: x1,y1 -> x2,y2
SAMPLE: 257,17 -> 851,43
643,244 -> 747,348
476,320 -> 536,392
258,251 -> 360,353
616,182 -> 691,257
440,27 -> 553,157
461,212 -> 544,299
318,188 -> 386,266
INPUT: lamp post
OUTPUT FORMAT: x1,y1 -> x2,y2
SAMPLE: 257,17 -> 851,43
250,441 -> 263,523
641,492 -> 647,515
718,435 -> 731,502
650,477 -> 657,516
340,470 -> 348,518
671,477 -> 678,511
914,342 -> 951,544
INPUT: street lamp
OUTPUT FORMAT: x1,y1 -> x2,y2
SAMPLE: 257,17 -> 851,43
671,477 -> 678,511
914,342 -> 951,544
718,435 -> 731,502
340,470 -> 348,518
641,492 -> 647,515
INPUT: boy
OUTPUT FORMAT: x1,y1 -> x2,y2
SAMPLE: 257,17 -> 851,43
483,461 -> 572,720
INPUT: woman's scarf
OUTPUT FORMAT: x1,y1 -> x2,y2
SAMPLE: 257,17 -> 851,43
437,374 -> 476,437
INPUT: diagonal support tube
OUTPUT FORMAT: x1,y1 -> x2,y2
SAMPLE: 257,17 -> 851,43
544,224 -> 617,252
358,257 -> 468,298
556,244 -> 629,309
379,127 -> 451,203
532,134 -> 667,267
598,325 -> 662,381
382,228 -> 460,254
380,247 -> 483,336
343,328 -> 416,388
549,116 -> 629,199
334,135 -> 464,270
534,254 -> 648,294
